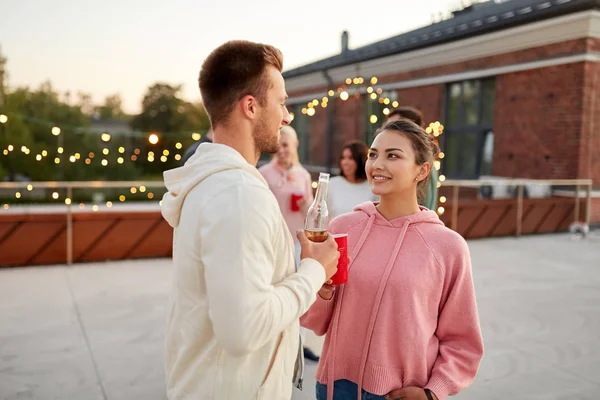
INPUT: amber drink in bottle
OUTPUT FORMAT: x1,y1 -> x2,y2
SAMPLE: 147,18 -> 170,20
304,172 -> 330,242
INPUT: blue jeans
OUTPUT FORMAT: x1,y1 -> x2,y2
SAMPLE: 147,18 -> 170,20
316,380 -> 386,400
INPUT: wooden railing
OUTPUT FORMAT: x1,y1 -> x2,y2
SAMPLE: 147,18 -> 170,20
441,178 -> 593,236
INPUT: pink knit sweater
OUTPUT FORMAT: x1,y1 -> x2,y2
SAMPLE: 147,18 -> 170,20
300,202 -> 483,400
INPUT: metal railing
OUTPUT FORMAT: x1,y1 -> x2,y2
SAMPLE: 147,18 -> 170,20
441,178 -> 594,236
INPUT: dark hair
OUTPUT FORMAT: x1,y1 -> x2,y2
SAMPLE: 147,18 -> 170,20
387,106 -> 424,127
339,140 -> 368,182
199,40 -> 283,127
375,119 -> 439,202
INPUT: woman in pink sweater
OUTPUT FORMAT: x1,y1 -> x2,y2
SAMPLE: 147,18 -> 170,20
301,119 -> 483,400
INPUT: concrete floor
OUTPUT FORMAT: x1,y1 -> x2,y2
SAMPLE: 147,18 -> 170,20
1,232 -> 599,400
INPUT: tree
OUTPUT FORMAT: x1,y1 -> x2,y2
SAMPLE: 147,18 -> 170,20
130,83 -> 209,174
95,94 -> 125,120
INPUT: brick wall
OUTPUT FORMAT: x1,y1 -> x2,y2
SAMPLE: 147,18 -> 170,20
580,62 -> 600,186
396,84 -> 444,125
492,63 -> 586,180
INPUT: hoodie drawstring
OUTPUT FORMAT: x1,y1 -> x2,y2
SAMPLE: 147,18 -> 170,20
354,221 -> 409,400
326,215 -> 376,400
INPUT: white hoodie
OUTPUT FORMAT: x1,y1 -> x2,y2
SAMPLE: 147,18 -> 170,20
161,143 -> 325,400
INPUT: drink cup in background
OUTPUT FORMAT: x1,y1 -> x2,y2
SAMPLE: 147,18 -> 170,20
291,190 -> 304,212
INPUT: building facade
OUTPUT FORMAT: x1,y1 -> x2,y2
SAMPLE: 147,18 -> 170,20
283,0 -> 600,189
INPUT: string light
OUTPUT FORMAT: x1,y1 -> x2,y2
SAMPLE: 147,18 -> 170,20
191,133 -> 201,141
439,175 -> 446,182
119,195 -> 126,202
15,192 -> 21,199
36,155 -> 42,161
0,114 -> 7,123
345,78 -> 352,84
54,158 -> 60,164
75,153 -> 81,160
118,147 -> 125,153
311,182 -> 318,189
392,101 -> 399,108
307,108 -> 315,117
103,148 -> 110,155
106,201 -> 113,208
161,156 -> 168,162
27,185 -> 33,191
370,77 -> 378,85
8,145 -> 13,151
289,113 -> 295,122
52,192 -> 59,199
117,157 -> 124,164
437,206 -> 445,215
175,142 -> 183,150
148,133 -> 159,144
328,90 -> 335,96
92,205 -> 99,212
58,147 -> 64,154
51,127 -> 61,136
130,187 -> 137,194
69,156 -> 76,163
175,154 -> 182,161
101,133 -> 111,142
439,152 -> 445,159
440,196 -> 447,203
139,186 -> 146,193
434,161 -> 441,170
370,93 -> 377,100
3,204 -> 8,209
163,149 -> 170,156
370,115 -> 378,124
340,91 -> 349,101
65,198 -> 71,205
147,192 -> 154,199
101,159 -> 108,166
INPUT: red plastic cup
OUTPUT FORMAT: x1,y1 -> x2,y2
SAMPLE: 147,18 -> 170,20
331,234 -> 348,285
291,191 -> 304,212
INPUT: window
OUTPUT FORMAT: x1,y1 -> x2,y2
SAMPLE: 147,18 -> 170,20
442,78 -> 495,179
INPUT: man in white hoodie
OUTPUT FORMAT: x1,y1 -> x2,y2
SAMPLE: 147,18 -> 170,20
160,40 -> 340,400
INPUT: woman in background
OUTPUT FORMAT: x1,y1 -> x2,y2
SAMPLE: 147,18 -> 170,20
328,140 -> 377,219
258,125 -> 320,362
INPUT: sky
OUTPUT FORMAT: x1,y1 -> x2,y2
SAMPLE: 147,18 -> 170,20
0,0 -> 461,114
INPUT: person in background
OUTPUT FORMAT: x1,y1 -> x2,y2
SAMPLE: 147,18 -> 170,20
387,107 -> 439,211
259,125 -> 321,362
180,129 -> 213,165
328,140 -> 377,219
301,119 -> 483,400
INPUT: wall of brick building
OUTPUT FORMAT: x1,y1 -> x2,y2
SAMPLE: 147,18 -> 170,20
492,63 -> 587,181
395,84 -> 444,125
580,62 -> 600,186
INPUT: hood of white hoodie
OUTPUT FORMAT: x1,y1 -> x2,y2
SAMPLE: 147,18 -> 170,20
161,143 -> 267,228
